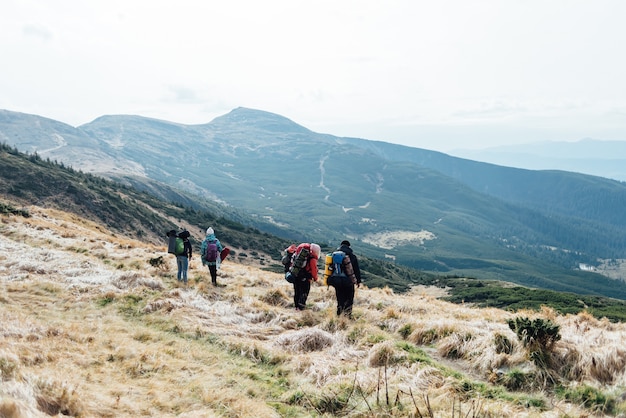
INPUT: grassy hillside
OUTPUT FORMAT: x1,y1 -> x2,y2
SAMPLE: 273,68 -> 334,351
2,205 -> 626,417
5,142 -> 626,319
0,143 -> 292,264
0,143 -> 432,291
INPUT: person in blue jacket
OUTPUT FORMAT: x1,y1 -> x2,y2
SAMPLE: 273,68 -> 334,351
201,227 -> 224,286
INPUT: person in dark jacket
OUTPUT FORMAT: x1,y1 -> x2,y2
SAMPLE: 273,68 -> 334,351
334,240 -> 361,317
176,231 -> 193,285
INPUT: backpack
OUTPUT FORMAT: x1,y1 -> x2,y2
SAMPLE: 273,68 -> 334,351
174,237 -> 185,255
326,250 -> 352,287
204,240 -> 218,262
331,251 -> 346,275
166,230 -> 178,254
281,249 -> 296,273
285,246 -> 310,283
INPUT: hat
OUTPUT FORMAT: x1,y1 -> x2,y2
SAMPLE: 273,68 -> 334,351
206,227 -> 214,235
341,240 -> 351,247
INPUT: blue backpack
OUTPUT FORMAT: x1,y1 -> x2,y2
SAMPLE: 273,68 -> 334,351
331,251 -> 346,275
327,251 -> 350,287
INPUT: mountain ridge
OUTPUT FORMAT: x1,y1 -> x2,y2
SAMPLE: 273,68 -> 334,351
3,107 -> 626,298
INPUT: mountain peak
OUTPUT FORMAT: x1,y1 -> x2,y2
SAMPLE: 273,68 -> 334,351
209,107 -> 312,134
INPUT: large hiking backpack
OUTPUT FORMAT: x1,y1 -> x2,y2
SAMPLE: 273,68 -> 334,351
173,231 -> 189,256
174,237 -> 185,255
281,246 -> 297,273
285,246 -> 310,283
166,230 -> 178,254
204,240 -> 219,262
326,250 -> 351,287
331,251 -> 346,275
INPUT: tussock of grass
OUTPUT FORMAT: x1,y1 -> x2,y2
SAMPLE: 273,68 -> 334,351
143,298 -> 182,313
113,271 -> 164,290
34,378 -> 85,416
368,340 -> 406,367
276,328 -> 335,353
408,321 -> 459,345
259,287 -> 290,307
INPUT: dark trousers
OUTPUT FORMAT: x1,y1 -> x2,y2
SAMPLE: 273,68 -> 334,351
293,279 -> 311,310
335,283 -> 355,316
208,265 -> 218,284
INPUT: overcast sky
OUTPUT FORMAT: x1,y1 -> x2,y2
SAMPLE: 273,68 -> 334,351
2,0 -> 626,152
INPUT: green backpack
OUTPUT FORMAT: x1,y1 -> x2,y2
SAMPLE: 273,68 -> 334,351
174,237 -> 184,255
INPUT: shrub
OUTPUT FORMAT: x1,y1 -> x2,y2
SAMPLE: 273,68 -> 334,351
0,201 -> 30,217
507,316 -> 560,367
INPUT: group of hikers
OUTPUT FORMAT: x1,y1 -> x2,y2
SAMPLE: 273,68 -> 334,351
166,227 -> 227,286
167,228 -> 362,317
281,240 -> 362,317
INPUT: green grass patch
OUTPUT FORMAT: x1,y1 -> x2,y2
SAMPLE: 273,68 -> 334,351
555,384 -> 617,415
441,278 -> 626,322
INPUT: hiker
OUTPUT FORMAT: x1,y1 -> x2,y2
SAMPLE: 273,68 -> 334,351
288,243 -> 321,310
332,240 -> 362,317
201,227 -> 224,286
176,230 -> 192,285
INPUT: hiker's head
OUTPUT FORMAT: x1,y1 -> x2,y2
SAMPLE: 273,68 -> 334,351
341,240 -> 351,247
206,227 -> 214,235
310,243 -> 321,259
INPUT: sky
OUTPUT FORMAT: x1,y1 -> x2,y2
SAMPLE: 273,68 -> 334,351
2,0 -> 626,153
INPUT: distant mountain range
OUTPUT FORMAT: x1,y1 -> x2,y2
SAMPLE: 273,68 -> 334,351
450,139 -> 626,181
3,107 -> 626,299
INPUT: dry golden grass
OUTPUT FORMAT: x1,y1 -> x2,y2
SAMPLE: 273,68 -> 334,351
2,206 -> 626,417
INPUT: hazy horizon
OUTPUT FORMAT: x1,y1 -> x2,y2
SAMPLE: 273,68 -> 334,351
2,0 -> 626,153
